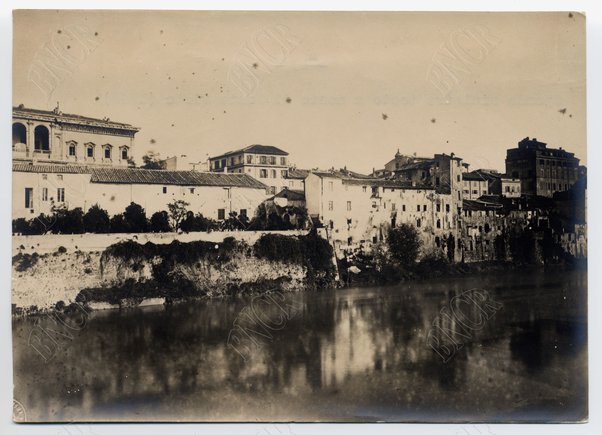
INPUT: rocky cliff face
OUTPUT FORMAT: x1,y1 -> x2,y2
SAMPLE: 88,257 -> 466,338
13,234 -> 337,315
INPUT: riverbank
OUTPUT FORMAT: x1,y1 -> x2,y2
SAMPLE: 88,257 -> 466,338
12,231 -> 587,317
12,232 -> 337,316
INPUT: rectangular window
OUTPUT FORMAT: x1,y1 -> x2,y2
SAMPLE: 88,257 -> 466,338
269,156 -> 276,165
24,188 -> 33,208
423,204 -> 427,211
280,157 -> 286,165
391,203 -> 396,211
417,205 -> 420,212
87,146 -> 94,158
446,204 -> 450,213
217,209 -> 226,220
362,186 -> 367,192
69,144 -> 76,156
271,169 -> 277,178
416,218 -> 421,227
328,201 -> 334,211
402,204 -> 406,212
346,201 -> 352,211
162,186 -> 167,194
104,147 -> 111,159
260,156 -> 267,164
281,170 -> 287,177
57,188 -> 65,202
41,187 -> 48,201
260,169 -> 268,178
121,148 -> 128,160
247,155 -> 253,164
189,188 -> 195,194
436,204 -> 441,212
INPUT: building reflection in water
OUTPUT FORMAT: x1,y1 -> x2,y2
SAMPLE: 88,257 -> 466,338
13,270 -> 587,422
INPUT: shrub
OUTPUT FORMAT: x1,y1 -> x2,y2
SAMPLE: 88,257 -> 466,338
83,205 -> 111,233
12,218 -> 30,235
13,252 -> 39,272
387,224 -> 421,268
123,202 -> 149,232
53,206 -> 85,234
180,211 -> 216,232
110,214 -> 128,233
150,211 -> 172,232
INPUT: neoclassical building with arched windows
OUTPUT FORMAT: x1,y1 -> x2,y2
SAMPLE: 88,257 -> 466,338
12,104 -> 139,167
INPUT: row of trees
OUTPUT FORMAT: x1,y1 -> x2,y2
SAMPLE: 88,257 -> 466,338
12,200 -> 309,235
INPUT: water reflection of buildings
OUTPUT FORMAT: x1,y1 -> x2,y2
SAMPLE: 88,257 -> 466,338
13,271 -> 587,421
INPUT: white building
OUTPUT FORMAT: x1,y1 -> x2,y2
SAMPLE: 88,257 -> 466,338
209,144 -> 291,195
305,171 -> 461,258
13,164 -> 268,222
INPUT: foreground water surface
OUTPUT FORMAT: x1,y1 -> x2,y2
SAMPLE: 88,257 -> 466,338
13,269 -> 587,422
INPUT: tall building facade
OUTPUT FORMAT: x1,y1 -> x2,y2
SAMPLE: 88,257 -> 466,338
505,137 -> 580,197
209,144 -> 290,195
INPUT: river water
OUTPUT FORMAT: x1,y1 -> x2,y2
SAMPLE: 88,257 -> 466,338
12,269 -> 587,422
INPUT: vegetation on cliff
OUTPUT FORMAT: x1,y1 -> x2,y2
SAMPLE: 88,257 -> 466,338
77,232 -> 336,305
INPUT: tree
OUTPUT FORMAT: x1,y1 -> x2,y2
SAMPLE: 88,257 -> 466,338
83,205 -> 111,233
222,211 -> 250,230
12,218 -> 30,235
140,151 -> 165,169
123,202 -> 149,232
150,211 -> 172,232
110,214 -> 128,233
52,206 -> 84,234
167,199 -> 189,230
387,224 -> 421,268
180,211 -> 216,232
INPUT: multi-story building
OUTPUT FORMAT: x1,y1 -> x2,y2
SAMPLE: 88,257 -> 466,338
305,170 -> 461,260
462,169 -> 521,199
12,105 -> 138,167
462,171 -> 490,200
505,137 -> 580,197
209,145 -> 290,195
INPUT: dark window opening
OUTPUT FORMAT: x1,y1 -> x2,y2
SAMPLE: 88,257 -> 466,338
34,125 -> 50,151
12,123 -> 27,147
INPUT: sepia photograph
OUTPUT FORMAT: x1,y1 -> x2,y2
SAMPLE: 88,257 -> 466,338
9,9 -> 588,424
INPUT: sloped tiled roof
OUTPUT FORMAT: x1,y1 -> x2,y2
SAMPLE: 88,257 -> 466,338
89,168 -> 267,188
285,168 -> 310,179
12,163 -> 91,174
13,106 -> 139,132
271,189 -> 305,201
211,144 -> 288,160
13,163 -> 267,189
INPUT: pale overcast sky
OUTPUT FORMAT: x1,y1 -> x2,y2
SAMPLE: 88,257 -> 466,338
13,10 -> 586,173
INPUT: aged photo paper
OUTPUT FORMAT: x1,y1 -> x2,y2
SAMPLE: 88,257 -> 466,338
11,10 -> 587,423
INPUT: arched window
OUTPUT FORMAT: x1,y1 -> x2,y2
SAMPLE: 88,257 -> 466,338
34,125 -> 50,151
103,144 -> 112,159
12,123 -> 27,147
66,141 -> 77,157
120,146 -> 129,160
85,143 -> 95,159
